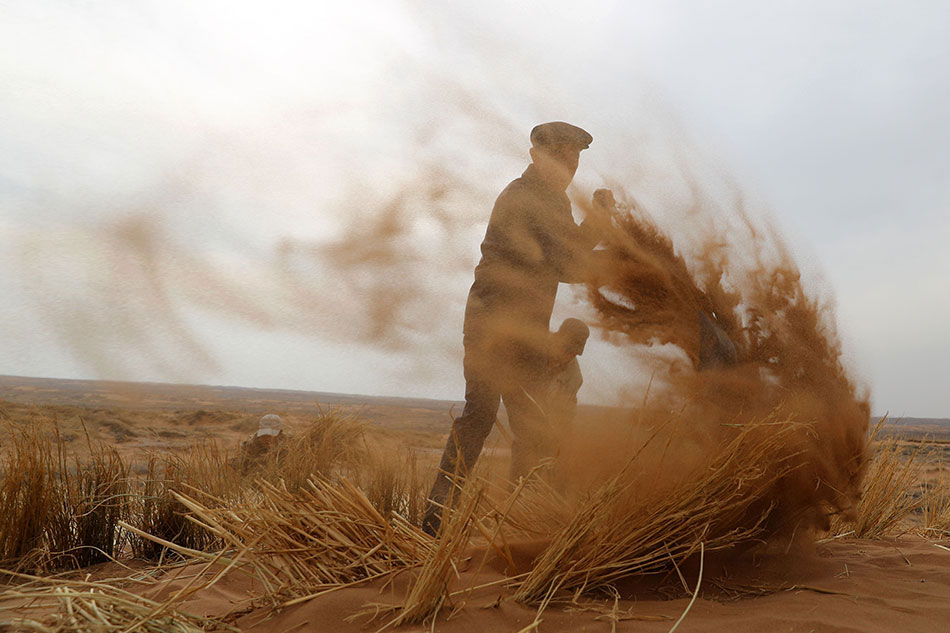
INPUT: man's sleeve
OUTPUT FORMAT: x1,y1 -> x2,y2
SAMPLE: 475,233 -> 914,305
530,207 -> 600,283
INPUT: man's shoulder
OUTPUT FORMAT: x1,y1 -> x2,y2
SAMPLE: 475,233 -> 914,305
496,177 -> 538,205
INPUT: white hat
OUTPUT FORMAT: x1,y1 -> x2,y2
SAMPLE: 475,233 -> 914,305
256,414 -> 283,437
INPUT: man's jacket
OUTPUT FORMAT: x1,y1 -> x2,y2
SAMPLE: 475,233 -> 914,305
463,165 -> 599,373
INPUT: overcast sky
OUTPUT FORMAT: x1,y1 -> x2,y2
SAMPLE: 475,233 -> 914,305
1,0 -> 947,417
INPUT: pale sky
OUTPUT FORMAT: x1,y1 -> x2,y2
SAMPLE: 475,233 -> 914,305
1,0 -> 947,417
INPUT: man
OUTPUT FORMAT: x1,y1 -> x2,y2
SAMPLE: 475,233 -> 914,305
422,122 -> 610,536
507,317 -> 590,483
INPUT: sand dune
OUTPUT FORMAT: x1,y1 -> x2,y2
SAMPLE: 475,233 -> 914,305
126,535 -> 949,632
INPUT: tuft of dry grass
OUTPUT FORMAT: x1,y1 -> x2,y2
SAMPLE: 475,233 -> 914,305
359,446 -> 428,526
130,452 -> 225,561
0,423 -> 130,572
279,410 -> 366,484
921,466 -> 950,538
0,423 -> 58,570
48,441 -> 130,570
388,479 -> 483,628
831,419 -> 927,539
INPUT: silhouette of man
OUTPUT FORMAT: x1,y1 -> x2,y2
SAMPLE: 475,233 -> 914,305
422,122 -> 610,535
506,317 -> 590,484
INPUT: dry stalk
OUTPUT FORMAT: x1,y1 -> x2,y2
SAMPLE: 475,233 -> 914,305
387,481 -> 483,628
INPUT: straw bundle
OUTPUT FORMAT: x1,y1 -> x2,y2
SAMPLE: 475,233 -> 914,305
0,582 -> 234,633
512,418 -> 805,604
389,481 -> 483,627
167,476 -> 435,600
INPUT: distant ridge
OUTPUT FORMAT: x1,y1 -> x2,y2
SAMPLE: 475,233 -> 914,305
874,415 -> 950,427
2,375 -> 945,428
0,374 -> 462,412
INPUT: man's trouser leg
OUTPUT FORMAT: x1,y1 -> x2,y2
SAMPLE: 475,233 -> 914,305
421,376 -> 500,536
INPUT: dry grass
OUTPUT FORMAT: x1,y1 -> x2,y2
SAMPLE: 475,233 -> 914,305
511,417 -> 806,604
48,442 -> 130,570
137,476 -> 436,603
130,452 -> 226,562
358,446 -> 428,526
10,402 -> 950,630
0,410 -> 400,572
388,480 -> 483,627
0,576 -> 236,633
921,466 -> 950,538
267,409 -> 367,489
0,423 -> 130,572
0,423 -> 58,570
831,420 -> 927,539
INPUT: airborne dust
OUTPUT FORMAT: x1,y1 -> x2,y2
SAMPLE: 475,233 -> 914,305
547,180 -> 870,542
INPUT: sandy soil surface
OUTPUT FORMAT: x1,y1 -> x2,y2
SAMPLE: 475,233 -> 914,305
133,535 -> 950,633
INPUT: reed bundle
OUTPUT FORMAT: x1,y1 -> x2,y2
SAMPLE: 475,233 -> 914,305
167,476 -> 435,600
512,418 -> 805,603
389,481 -> 483,627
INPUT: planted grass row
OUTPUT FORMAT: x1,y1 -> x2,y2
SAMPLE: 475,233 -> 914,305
0,411 -> 429,575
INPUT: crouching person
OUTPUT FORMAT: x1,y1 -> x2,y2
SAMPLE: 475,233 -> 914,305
506,318 -> 590,483
235,414 -> 288,473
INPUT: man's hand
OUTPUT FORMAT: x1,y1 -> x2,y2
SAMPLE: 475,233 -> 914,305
585,188 -> 621,235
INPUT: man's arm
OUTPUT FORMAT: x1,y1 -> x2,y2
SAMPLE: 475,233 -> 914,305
533,191 -> 617,284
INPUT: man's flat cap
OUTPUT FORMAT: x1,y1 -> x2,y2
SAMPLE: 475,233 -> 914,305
530,121 -> 592,149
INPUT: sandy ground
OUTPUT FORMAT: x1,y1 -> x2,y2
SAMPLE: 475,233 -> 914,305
134,535 -> 950,633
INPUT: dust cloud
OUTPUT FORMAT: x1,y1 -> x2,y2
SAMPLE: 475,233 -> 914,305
551,177 -> 870,539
